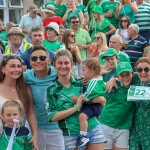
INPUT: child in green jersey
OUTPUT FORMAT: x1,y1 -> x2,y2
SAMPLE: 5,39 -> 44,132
0,101 -> 32,150
101,48 -> 119,82
100,62 -> 134,150
72,58 -> 106,148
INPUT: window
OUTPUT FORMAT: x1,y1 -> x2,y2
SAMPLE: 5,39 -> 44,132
0,0 -> 6,7
9,0 -> 23,8
9,9 -> 22,24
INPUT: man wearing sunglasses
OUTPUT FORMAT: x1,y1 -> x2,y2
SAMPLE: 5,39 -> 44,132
20,27 -> 55,70
70,16 -> 91,61
24,46 -> 65,150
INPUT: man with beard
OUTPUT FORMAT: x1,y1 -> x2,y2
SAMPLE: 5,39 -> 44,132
20,27 -> 55,69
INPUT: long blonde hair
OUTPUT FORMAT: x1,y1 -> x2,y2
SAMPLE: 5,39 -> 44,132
95,32 -> 108,52
92,14 -> 104,30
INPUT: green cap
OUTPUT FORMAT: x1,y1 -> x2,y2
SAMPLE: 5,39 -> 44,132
92,6 -> 103,14
116,62 -> 133,75
101,48 -> 118,59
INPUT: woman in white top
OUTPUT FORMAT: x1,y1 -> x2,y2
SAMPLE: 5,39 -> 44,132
0,55 -> 37,149
115,15 -> 131,42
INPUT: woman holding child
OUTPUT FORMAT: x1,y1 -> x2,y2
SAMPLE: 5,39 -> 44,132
46,50 -> 106,150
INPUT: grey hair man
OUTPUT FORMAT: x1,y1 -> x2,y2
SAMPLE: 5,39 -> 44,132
109,35 -> 130,63
125,24 -> 148,69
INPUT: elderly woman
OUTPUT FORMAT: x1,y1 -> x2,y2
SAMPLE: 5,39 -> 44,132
90,6 -> 116,42
4,27 -> 32,55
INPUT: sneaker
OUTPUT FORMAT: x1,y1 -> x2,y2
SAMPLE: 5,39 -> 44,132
75,134 -> 89,148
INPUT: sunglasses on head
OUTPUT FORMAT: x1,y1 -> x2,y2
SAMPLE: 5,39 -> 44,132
94,36 -> 101,40
136,67 -> 150,73
31,56 -> 47,62
121,20 -> 128,23
68,34 -> 75,38
71,21 -> 79,24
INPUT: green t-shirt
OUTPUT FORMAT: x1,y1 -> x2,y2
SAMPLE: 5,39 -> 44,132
118,51 -> 130,63
45,2 -> 66,17
46,76 -> 99,136
77,4 -> 88,14
0,30 -> 7,42
84,77 -> 105,102
42,39 -> 65,52
100,81 -> 134,129
90,18 -> 111,41
102,68 -> 117,82
100,1 -> 120,27
74,28 -> 91,61
0,126 -> 32,150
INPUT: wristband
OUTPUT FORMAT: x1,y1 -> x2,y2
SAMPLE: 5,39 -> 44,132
74,105 -> 80,112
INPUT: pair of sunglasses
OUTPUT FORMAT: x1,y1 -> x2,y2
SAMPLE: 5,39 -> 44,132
136,67 -> 150,73
94,36 -> 101,40
31,56 -> 48,62
121,20 -> 128,23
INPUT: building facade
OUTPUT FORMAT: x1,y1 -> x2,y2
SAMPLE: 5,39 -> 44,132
0,0 -> 149,25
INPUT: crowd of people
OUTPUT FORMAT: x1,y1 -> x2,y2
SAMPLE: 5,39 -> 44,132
0,0 -> 150,150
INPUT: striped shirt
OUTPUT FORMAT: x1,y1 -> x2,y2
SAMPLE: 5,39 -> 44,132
84,77 -> 105,102
135,2 -> 150,31
124,36 -> 147,67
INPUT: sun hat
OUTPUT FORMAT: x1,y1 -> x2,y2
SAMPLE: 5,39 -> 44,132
101,48 -> 118,59
116,62 -> 133,75
42,4 -> 55,14
28,4 -> 38,12
7,27 -> 24,38
92,6 -> 103,14
45,22 -> 59,35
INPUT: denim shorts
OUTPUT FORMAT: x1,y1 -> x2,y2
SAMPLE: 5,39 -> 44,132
64,124 -> 107,150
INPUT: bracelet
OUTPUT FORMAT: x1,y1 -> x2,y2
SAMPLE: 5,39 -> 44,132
74,105 -> 80,112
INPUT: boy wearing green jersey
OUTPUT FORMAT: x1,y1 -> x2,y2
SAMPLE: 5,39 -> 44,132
100,62 -> 134,150
101,48 -> 118,82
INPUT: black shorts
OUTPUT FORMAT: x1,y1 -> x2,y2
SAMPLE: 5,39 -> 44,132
81,103 -> 102,119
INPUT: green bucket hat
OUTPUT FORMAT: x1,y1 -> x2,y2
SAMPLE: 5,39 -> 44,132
92,6 -> 103,14
101,48 -> 118,59
116,62 -> 133,75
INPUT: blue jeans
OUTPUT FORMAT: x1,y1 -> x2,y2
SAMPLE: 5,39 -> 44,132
64,124 -> 107,150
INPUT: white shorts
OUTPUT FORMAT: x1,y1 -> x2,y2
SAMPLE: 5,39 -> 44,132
101,124 -> 129,149
38,128 -> 65,150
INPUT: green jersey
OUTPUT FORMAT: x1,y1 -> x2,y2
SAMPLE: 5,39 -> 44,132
0,126 -> 32,150
74,28 -> 91,61
46,76 -> 99,136
90,18 -> 111,41
100,81 -> 134,129
102,68 -> 117,82
84,77 -> 105,102
42,39 -> 65,52
77,4 -> 88,14
45,2 -> 66,17
100,1 -> 120,27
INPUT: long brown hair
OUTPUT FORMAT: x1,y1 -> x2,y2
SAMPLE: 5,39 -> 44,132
0,55 -> 31,113
62,29 -> 75,48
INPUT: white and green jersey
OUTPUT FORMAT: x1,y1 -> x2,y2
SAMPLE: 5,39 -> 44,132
46,76 -> 99,136
135,2 -> 150,31
84,77 -> 105,102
